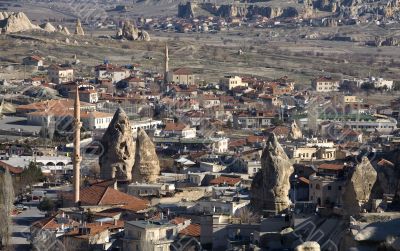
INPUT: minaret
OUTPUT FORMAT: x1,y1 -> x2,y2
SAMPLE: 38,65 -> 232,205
73,85 -> 82,204
164,43 -> 169,85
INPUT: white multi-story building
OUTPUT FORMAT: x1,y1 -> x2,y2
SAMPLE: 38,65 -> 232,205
0,155 -> 73,174
220,76 -> 248,90
48,65 -> 74,84
27,110 -> 113,131
298,115 -> 397,133
123,220 -> 176,251
95,64 -> 130,84
312,76 -> 340,92
371,77 -> 393,90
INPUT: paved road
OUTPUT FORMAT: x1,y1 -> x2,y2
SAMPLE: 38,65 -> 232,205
11,202 -> 45,251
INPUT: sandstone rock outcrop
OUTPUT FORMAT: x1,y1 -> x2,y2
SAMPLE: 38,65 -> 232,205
375,158 -> 398,196
342,157 -> 377,215
132,128 -> 160,184
57,25 -> 71,35
295,242 -> 321,251
116,21 -> 151,41
178,2 -> 196,18
99,108 -> 136,181
138,30 -> 151,42
120,20 -> 139,40
251,133 -> 294,213
289,121 -> 302,140
40,22 -> 56,32
0,12 -> 39,34
74,19 -> 85,36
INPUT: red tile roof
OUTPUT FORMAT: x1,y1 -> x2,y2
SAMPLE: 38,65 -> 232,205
377,158 -> 394,167
0,161 -> 24,174
318,163 -> 344,171
63,185 -> 149,212
265,126 -> 290,136
246,135 -> 265,144
179,224 -> 200,237
27,55 -> 43,61
298,177 -> 310,185
209,176 -> 241,186
32,213 -> 79,231
170,217 -> 189,225
64,220 -> 124,239
173,68 -> 193,75
164,123 -> 187,131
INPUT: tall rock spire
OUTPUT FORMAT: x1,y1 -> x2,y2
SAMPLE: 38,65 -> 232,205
250,133 -> 294,214
99,107 -> 135,182
132,128 -> 160,184
342,157 -> 377,215
73,85 -> 82,204
74,18 -> 85,36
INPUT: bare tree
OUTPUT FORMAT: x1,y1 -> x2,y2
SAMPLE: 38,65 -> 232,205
235,207 -> 260,224
0,169 -> 15,250
88,162 -> 100,178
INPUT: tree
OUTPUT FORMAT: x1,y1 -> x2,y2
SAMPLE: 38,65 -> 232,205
361,82 -> 375,96
86,209 -> 94,223
393,81 -> 400,91
88,163 -> 100,178
226,119 -> 233,129
339,81 -> 359,93
0,169 -> 15,249
235,207 -> 259,224
38,197 -> 54,212
15,162 -> 44,195
271,117 -> 284,126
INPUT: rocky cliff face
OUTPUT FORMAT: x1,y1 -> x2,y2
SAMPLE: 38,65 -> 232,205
99,108 -> 136,182
0,12 -> 39,34
74,19 -> 85,36
304,0 -> 400,19
342,157 -> 377,215
201,3 -> 298,19
251,133 -> 294,213
289,121 -> 302,140
178,2 -> 196,18
132,128 -> 160,184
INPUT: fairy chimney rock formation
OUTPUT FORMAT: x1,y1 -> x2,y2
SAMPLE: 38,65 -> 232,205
0,12 -> 39,33
132,128 -> 160,184
121,20 -> 139,40
342,157 -> 377,215
295,242 -> 321,251
74,19 -> 85,36
251,133 -> 294,213
99,108 -> 135,181
289,120 -> 303,140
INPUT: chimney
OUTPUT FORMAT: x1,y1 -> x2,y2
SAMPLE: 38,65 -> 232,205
114,219 -> 117,226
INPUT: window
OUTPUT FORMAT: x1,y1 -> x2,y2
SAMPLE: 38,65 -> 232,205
327,186 -> 332,190
316,184 -> 320,190
338,186 -> 342,191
